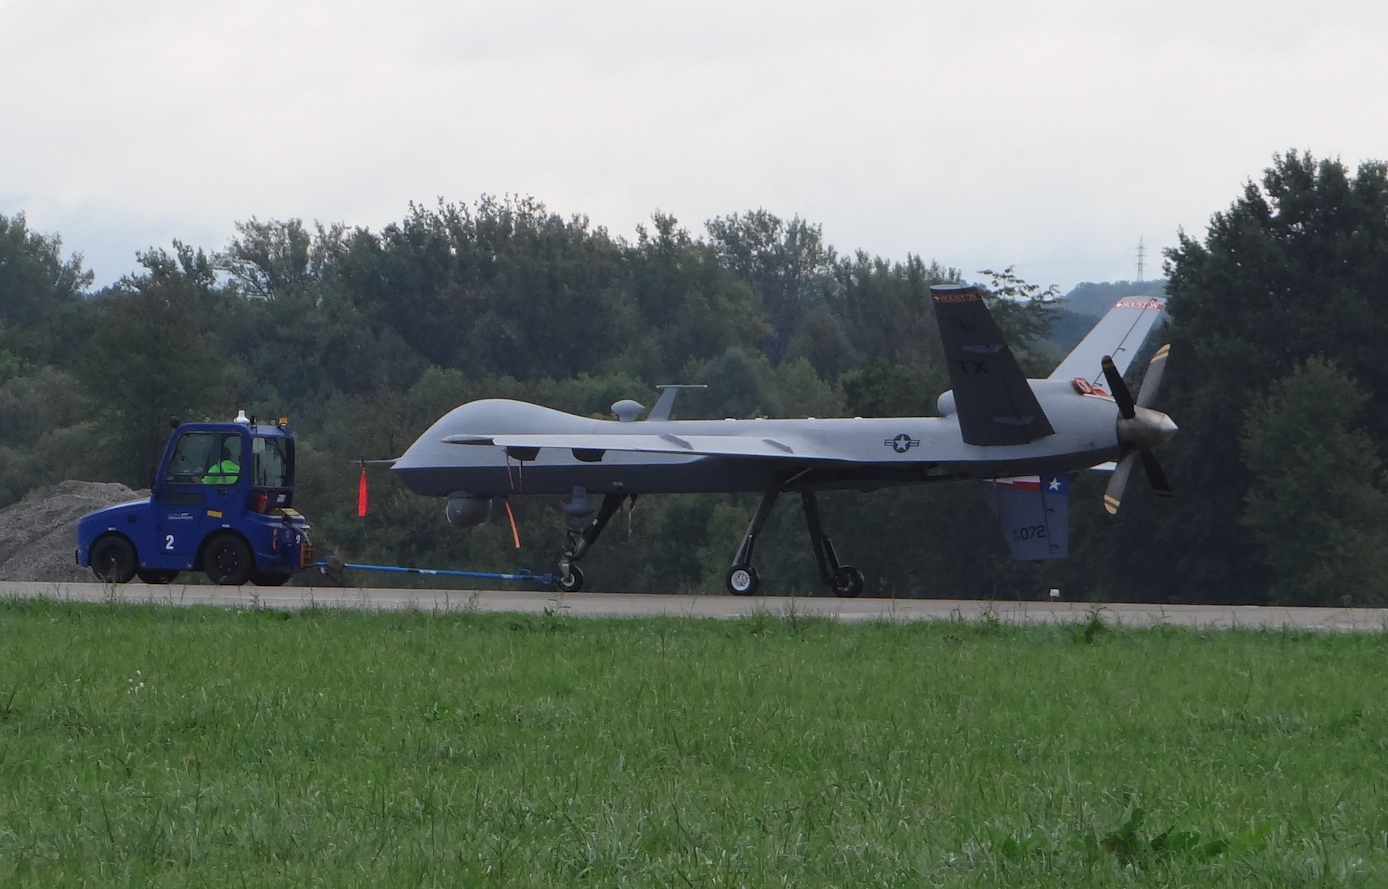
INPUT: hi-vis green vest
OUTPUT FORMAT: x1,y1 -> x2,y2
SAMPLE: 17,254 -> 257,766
203,460 -> 240,485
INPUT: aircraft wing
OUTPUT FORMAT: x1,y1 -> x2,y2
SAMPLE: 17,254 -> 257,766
441,433 -> 860,462
1048,296 -> 1165,383
931,285 -> 1055,446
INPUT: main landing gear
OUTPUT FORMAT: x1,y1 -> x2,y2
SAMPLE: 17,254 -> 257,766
552,483 -> 862,597
557,492 -> 634,592
725,485 -> 864,598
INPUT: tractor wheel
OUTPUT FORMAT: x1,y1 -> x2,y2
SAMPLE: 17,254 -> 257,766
203,533 -> 254,586
90,536 -> 137,584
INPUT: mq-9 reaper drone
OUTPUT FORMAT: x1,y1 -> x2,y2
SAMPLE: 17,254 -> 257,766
388,286 -> 1174,595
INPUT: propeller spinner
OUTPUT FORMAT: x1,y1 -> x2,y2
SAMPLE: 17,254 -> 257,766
1100,344 -> 1177,514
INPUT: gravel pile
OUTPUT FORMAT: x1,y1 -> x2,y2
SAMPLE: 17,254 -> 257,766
0,481 -> 149,583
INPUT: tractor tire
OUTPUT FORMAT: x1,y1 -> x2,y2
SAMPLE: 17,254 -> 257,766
90,536 -> 137,584
203,533 -> 254,586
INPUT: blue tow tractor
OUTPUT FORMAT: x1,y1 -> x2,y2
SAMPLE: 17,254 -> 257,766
76,412 -> 312,586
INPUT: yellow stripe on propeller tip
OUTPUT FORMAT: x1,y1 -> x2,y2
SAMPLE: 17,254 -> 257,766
1104,494 -> 1121,515
1152,343 -> 1170,361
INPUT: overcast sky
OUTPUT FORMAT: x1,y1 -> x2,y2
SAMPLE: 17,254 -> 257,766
3,0 -> 1386,292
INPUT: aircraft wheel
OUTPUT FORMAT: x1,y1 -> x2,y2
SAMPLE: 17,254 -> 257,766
90,536 -> 137,584
832,566 -> 865,598
136,569 -> 179,584
726,564 -> 759,596
250,572 -> 292,587
203,533 -> 253,586
558,565 -> 584,593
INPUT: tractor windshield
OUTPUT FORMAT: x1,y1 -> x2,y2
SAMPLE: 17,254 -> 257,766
164,431 -> 243,486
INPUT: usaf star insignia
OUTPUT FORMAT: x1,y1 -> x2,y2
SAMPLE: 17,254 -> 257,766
885,433 -> 920,454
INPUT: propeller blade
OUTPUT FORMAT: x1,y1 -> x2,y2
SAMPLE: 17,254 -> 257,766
1101,355 -> 1136,419
1104,451 -> 1137,515
1139,449 -> 1175,502
1135,343 -> 1170,409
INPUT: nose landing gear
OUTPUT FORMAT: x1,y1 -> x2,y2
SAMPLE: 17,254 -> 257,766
557,492 -> 633,592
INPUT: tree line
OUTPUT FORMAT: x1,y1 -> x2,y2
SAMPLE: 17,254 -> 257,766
3,152 -> 1387,605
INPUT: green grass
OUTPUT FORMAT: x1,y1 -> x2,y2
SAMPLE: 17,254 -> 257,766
3,599 -> 1388,887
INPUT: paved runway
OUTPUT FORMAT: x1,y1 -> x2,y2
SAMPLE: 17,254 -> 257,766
2,581 -> 1386,631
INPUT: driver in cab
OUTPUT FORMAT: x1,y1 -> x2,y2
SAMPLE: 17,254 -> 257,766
203,443 -> 241,485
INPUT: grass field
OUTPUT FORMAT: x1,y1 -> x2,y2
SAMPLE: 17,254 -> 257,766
2,598 -> 1387,887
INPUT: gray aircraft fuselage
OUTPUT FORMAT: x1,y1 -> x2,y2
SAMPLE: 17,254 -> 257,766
386,285 -> 1173,595
390,379 -> 1123,500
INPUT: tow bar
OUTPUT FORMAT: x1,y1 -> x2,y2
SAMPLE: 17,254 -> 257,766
315,557 -> 556,587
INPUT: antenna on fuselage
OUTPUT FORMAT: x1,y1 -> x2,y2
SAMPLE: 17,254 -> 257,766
646,384 -> 708,421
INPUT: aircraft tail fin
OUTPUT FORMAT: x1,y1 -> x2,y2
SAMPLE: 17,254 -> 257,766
931,284 -> 1055,446
987,475 -> 1070,560
1048,296 -> 1166,385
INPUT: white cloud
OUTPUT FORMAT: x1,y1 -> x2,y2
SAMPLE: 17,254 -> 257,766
3,0 -> 1386,289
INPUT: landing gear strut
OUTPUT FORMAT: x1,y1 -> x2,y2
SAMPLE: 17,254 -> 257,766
725,483 -> 864,598
558,492 -> 632,592
725,486 -> 781,595
801,491 -> 864,598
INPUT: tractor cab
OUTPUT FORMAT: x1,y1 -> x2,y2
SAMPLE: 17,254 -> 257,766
158,423 -> 295,513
